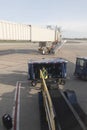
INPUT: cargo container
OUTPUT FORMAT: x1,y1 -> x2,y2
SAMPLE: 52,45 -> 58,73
28,58 -> 67,86
74,57 -> 87,80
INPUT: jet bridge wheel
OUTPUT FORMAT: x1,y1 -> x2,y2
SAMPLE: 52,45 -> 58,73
42,48 -> 46,55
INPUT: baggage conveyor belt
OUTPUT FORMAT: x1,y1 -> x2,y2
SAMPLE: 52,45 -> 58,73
39,70 -> 87,130
49,89 -> 87,130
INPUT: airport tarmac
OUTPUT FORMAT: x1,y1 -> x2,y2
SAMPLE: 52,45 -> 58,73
0,41 -> 87,130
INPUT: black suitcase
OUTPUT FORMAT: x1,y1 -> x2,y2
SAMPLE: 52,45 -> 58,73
2,114 -> 13,129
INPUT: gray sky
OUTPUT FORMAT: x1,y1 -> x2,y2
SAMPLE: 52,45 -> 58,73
0,0 -> 87,38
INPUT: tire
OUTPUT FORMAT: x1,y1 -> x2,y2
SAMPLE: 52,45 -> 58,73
42,49 -> 45,55
58,79 -> 65,85
31,80 -> 37,86
61,79 -> 66,85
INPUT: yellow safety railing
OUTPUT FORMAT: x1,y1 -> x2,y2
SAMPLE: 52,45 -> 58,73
40,70 -> 56,130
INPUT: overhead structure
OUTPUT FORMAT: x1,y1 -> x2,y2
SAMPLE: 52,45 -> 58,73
0,21 -> 61,42
0,20 -> 64,54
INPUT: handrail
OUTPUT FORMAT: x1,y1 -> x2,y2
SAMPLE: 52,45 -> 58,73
40,70 -> 56,130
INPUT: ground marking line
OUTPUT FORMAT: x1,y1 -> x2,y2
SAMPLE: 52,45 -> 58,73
12,80 -> 30,130
12,81 -> 21,130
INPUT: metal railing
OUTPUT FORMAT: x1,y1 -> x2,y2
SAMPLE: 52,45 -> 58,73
40,70 -> 56,130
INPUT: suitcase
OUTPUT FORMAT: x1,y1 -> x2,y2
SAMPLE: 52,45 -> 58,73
2,114 -> 13,129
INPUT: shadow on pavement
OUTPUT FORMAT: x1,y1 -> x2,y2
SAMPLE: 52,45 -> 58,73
0,49 -> 40,56
0,71 -> 27,86
0,81 -> 40,130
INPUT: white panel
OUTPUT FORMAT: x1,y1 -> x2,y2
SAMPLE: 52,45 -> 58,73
10,24 -> 13,40
31,26 -> 55,42
15,24 -> 18,40
0,21 -> 31,41
12,24 -> 16,40
6,23 -> 10,40
0,22 -> 3,39
21,25 -> 25,40
27,26 -> 31,40
24,25 -> 27,40
18,24 -> 21,40
23,26 -> 25,40
17,24 -> 19,40
2,22 -> 6,40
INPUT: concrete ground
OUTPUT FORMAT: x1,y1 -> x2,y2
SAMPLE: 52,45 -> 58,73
0,41 -> 87,130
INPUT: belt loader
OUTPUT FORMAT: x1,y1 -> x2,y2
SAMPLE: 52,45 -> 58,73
39,71 -> 87,130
